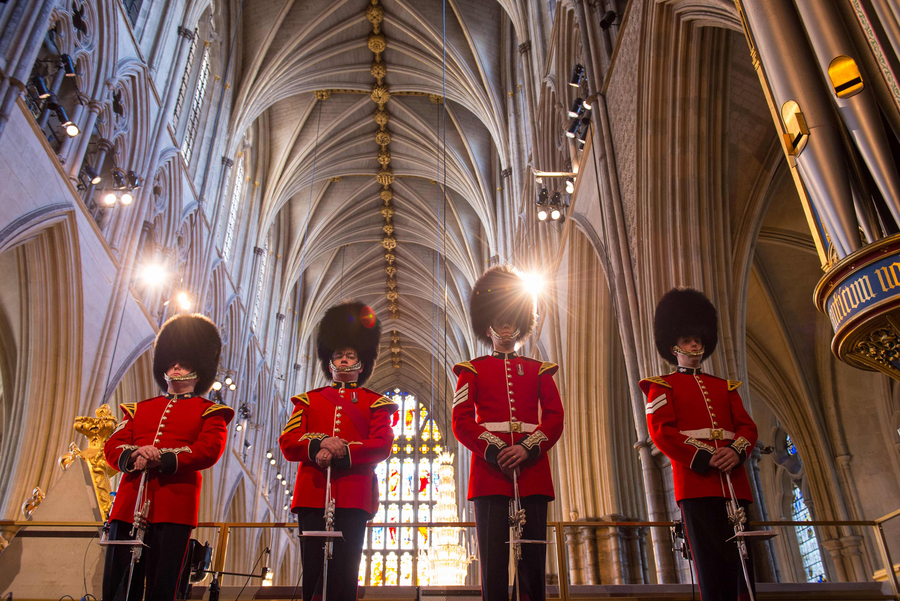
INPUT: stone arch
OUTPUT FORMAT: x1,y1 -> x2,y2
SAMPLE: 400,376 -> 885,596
0,217 -> 83,519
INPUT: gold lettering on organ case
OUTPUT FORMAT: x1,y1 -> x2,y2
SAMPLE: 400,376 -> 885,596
828,275 -> 876,329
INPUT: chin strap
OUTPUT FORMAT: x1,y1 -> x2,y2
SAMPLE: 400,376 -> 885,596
330,360 -> 362,373
672,346 -> 704,357
164,371 -> 198,382
489,326 -> 520,342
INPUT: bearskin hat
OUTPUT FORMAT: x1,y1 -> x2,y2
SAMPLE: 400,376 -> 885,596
316,301 -> 381,385
653,287 -> 718,365
469,265 -> 537,346
153,313 -> 222,394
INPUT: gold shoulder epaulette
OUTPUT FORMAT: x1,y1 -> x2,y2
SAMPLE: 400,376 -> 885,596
291,393 -> 310,406
641,376 -> 672,388
538,362 -> 559,376
371,395 -> 398,409
727,380 -> 743,392
120,403 -> 137,419
202,404 -> 234,418
453,361 -> 477,375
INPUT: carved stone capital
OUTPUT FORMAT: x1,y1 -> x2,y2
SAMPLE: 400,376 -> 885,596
276,313 -> 286,321
254,246 -> 265,256
177,26 -> 195,41
518,40 -> 531,54
221,157 -> 234,168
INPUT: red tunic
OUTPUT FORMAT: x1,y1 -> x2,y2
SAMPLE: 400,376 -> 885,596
640,370 -> 758,502
279,385 -> 398,517
104,395 -> 234,527
452,353 -> 565,500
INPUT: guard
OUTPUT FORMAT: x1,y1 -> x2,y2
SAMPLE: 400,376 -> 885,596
452,265 -> 565,601
640,288 -> 759,601
280,301 -> 398,601
102,313 -> 234,601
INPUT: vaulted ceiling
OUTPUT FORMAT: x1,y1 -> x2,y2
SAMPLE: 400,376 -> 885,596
228,0 -> 522,403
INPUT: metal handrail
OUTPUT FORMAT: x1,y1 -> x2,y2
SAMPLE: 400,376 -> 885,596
3,513 -> 899,600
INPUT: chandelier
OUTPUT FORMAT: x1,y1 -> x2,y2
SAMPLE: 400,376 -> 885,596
419,452 -> 475,584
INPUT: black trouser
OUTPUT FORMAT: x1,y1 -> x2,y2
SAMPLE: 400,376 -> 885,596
102,520 -> 192,601
296,507 -> 369,601
680,497 -> 756,601
474,495 -> 549,601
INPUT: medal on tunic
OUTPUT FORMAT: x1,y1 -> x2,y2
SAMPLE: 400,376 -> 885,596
351,391 -> 358,404
517,365 -> 524,376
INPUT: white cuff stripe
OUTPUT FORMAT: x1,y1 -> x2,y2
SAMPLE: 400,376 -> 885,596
646,394 -> 667,414
452,383 -> 469,408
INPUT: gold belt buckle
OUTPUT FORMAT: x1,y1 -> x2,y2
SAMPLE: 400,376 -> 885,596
710,428 -> 724,440
510,421 -> 522,433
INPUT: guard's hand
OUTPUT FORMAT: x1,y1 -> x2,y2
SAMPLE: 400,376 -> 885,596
316,448 -> 332,469
134,445 -> 161,461
321,437 -> 348,457
133,456 -> 161,471
500,464 -> 519,480
710,447 -> 740,473
498,445 -> 528,469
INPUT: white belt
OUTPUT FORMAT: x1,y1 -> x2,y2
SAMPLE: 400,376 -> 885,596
482,421 -> 537,434
680,428 -> 734,441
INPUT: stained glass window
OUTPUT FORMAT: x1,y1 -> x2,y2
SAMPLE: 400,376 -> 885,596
362,392 -> 448,585
172,28 -> 199,129
792,483 -> 826,582
222,154 -> 244,261
786,434 -> 798,456
181,44 -> 210,165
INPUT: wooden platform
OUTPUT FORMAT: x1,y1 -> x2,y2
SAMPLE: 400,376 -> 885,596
187,582 -> 895,601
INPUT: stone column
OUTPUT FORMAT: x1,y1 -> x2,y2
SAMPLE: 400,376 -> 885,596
68,101 -> 104,178
565,526 -> 584,585
747,444 -> 779,582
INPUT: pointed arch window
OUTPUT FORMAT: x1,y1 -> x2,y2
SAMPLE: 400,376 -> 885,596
173,28 -> 200,129
361,392 -> 449,585
785,435 -> 826,582
181,43 -> 211,165
251,240 -> 269,332
222,155 -> 244,261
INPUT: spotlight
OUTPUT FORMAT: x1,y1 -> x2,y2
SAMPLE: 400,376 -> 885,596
565,118 -> 580,139
212,381 -> 223,391
266,451 -> 273,459
65,122 -> 80,137
82,164 -> 102,185
599,10 -> 618,30
229,383 -> 237,391
537,209 -> 548,221
567,98 -> 584,119
32,76 -> 51,99
270,458 -> 277,465
281,479 -> 287,486
112,170 -> 126,189
48,100 -> 76,133
536,188 -> 549,206
59,54 -> 77,77
284,488 -> 290,495
120,191 -> 134,205
569,64 -> 584,88
176,291 -> 192,310
103,192 -> 118,206
551,209 -> 562,220
582,97 -> 593,111
565,177 -> 575,194
520,272 -> 544,295
141,263 -> 167,286
236,423 -> 243,431
283,504 -> 289,510
535,176 -> 543,184
224,376 -> 233,386
244,440 -> 252,449
276,473 -> 283,480
127,170 -> 141,190
550,192 -> 562,205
